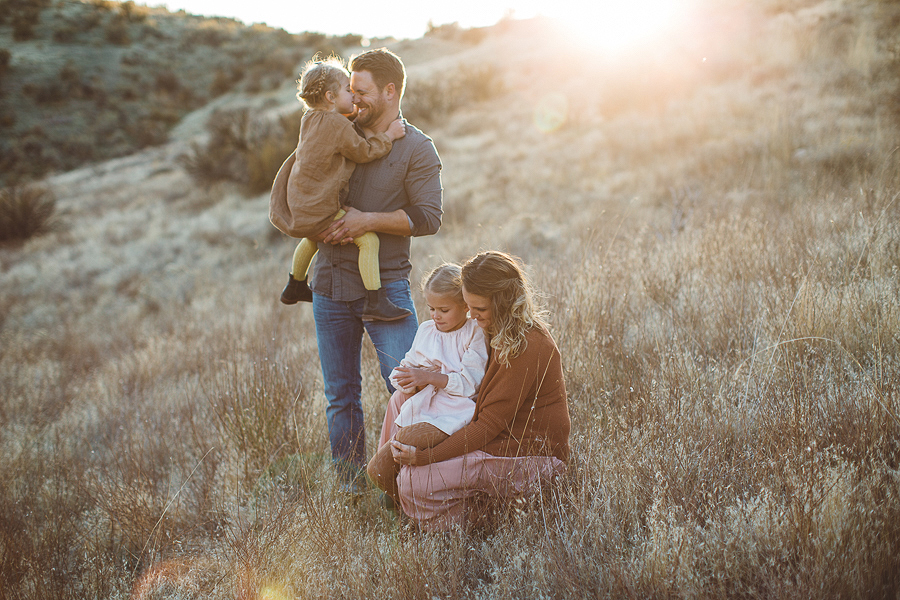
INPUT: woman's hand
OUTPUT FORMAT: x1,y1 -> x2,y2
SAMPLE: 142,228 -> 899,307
390,440 -> 419,465
393,366 -> 448,391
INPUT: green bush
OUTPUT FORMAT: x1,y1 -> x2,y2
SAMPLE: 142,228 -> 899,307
0,48 -> 10,75
179,108 -> 302,195
52,25 -> 78,43
12,13 -> 38,41
425,21 -> 487,44
245,131 -> 295,194
105,14 -> 131,45
154,70 -> 181,95
209,68 -> 234,96
89,0 -> 114,11
0,185 -> 57,243
179,108 -> 253,187
22,81 -> 66,104
184,25 -> 233,48
118,0 -> 148,23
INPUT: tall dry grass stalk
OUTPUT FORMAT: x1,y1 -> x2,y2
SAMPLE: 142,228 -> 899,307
1,1 -> 899,598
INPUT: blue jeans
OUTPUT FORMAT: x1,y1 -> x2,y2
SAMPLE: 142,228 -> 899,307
312,279 -> 418,477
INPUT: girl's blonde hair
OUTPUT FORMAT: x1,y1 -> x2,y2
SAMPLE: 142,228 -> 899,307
422,263 -> 464,304
461,251 -> 548,366
296,55 -> 348,109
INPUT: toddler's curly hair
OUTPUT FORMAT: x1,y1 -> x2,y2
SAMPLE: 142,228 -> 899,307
296,55 -> 348,108
422,263 -> 464,304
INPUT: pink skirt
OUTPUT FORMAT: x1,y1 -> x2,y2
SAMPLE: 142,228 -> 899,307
376,390 -> 566,532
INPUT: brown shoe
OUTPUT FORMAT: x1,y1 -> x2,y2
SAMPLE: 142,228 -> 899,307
362,289 -> 411,321
280,274 -> 312,304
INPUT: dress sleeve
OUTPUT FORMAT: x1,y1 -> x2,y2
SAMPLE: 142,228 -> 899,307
443,323 -> 488,399
329,113 -> 394,164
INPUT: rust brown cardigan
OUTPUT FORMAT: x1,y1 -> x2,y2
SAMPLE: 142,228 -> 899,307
418,325 -> 570,465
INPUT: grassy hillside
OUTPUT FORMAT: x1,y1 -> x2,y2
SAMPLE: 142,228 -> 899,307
1,1 -> 899,598
0,0 -> 365,185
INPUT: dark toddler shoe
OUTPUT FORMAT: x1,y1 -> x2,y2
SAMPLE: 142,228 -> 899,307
280,274 -> 313,304
362,289 -> 412,322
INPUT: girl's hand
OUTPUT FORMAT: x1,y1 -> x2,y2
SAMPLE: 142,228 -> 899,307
386,118 -> 406,141
393,366 -> 446,391
390,440 -> 418,465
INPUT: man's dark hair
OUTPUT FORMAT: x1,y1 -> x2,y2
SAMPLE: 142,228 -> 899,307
350,48 -> 406,97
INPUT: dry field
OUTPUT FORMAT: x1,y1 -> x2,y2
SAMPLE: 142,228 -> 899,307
1,1 -> 899,598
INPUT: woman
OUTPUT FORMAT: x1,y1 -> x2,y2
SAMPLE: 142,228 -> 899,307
377,251 -> 571,531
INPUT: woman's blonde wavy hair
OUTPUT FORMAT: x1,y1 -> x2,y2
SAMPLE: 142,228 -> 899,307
461,251 -> 548,366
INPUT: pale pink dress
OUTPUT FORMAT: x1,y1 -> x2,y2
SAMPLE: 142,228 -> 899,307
377,390 -> 566,532
389,319 -> 488,436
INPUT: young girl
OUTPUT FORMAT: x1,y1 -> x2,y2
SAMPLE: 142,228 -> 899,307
367,263 -> 489,504
269,56 -> 410,321
386,251 -> 569,531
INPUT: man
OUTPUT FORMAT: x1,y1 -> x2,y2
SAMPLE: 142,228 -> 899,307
308,48 -> 443,491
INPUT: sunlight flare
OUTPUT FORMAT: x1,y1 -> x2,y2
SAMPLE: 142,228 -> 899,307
547,0 -> 691,53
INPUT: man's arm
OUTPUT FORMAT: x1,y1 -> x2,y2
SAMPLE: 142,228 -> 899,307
310,207 -> 410,245
401,137 -> 443,237
339,206 -> 411,240
311,136 -> 441,245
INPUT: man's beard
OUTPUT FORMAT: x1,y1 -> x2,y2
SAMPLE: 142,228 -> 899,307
354,97 -> 385,129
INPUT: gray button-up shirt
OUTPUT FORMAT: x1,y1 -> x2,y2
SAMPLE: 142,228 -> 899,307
310,119 -> 443,301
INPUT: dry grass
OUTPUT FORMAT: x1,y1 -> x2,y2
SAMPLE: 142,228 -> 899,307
1,1 -> 899,598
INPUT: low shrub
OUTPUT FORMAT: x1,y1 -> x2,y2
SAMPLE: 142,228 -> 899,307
105,14 -> 131,46
89,0 -> 114,11
0,48 -> 10,75
118,0 -> 148,23
52,25 -> 78,43
425,21 -> 487,44
209,68 -> 235,96
403,63 -> 503,126
154,70 -> 181,95
0,185 -> 57,243
180,108 -> 302,195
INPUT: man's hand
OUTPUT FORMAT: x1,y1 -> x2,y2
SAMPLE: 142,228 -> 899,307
309,206 -> 371,246
308,214 -> 353,246
309,206 -> 412,245
333,206 -> 372,243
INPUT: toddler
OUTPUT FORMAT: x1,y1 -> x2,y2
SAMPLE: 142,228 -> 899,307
367,263 -> 489,503
269,56 -> 409,321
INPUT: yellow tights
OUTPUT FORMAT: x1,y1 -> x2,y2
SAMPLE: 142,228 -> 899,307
290,209 -> 381,289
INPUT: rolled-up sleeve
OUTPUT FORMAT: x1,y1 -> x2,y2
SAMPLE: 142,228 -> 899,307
403,137 -> 443,237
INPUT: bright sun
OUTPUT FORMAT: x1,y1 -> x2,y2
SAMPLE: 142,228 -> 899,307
545,0 -> 690,54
